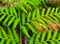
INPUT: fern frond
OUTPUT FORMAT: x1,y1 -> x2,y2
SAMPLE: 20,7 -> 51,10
25,7 -> 60,23
0,13 -> 19,29
20,7 -> 60,34
0,26 -> 19,42
16,0 -> 48,13
0,6 -> 20,18
28,29 -> 60,44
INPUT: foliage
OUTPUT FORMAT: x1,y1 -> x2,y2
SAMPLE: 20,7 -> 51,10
0,0 -> 60,44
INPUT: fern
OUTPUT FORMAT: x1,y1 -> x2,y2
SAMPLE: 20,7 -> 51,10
0,26 -> 19,42
0,12 -> 19,29
20,7 -> 60,37
16,0 -> 48,13
28,29 -> 60,44
0,0 -> 60,44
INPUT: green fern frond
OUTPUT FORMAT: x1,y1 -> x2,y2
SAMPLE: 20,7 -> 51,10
0,13 -> 19,29
28,29 -> 60,44
0,26 -> 19,42
20,7 -> 60,37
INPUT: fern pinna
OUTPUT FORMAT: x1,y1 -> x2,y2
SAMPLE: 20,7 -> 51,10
0,0 -> 60,44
